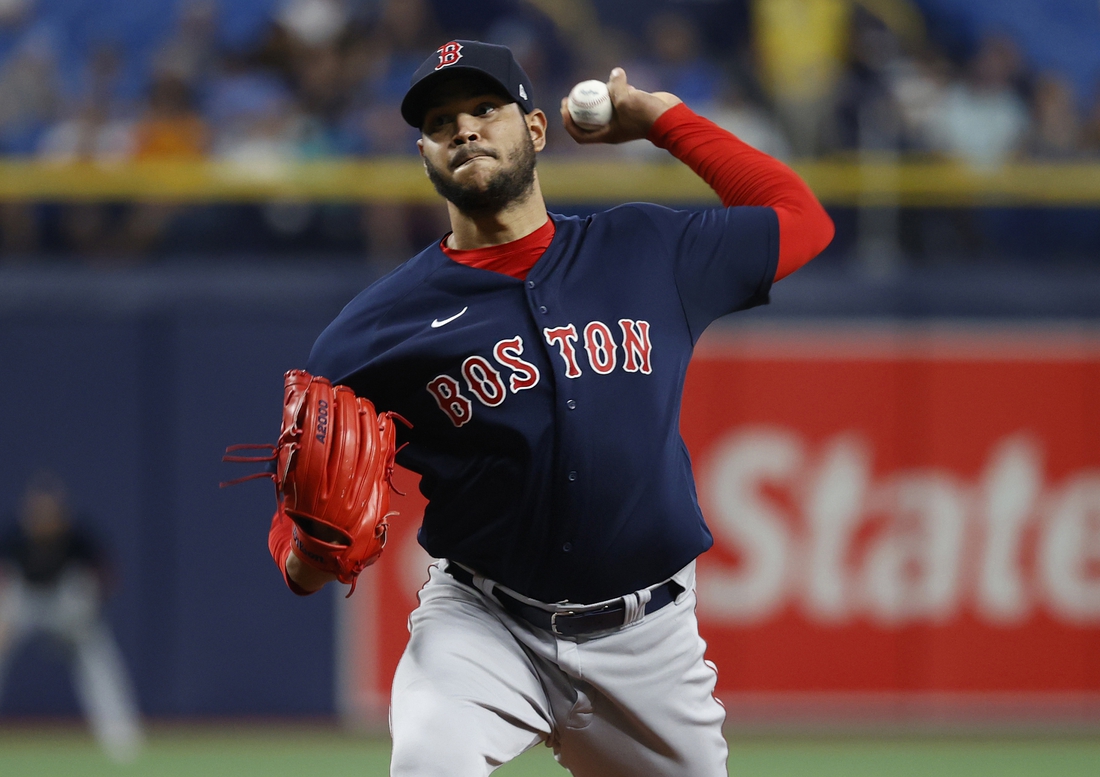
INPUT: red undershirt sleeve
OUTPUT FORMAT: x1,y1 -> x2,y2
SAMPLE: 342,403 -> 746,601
648,103 -> 834,281
269,505 -> 314,596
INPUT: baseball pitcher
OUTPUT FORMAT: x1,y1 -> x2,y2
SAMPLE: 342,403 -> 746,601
258,39 -> 833,776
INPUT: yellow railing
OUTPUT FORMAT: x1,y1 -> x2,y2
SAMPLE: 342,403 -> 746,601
0,157 -> 1099,206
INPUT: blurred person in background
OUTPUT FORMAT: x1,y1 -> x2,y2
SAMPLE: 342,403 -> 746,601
0,22 -> 60,255
133,73 -> 210,159
263,0 -> 350,148
0,0 -> 33,29
642,10 -> 724,112
207,51 -> 298,165
927,34 -> 1030,169
752,0 -> 849,156
205,1 -> 345,243
36,102 -> 133,163
887,44 -> 951,153
832,6 -> 905,152
610,8 -> 728,163
69,44 -> 131,119
37,45 -> 135,163
0,23 -> 60,154
343,0 -> 441,154
152,0 -> 221,92
1026,73 -> 1082,158
484,8 -> 575,154
34,44 -> 143,259
914,32 -> 1035,263
278,0 -> 347,51
0,472 -> 143,763
348,0 -> 445,261
205,57 -> 309,238
1083,85 -> 1100,154
705,77 -> 792,160
117,74 -> 212,255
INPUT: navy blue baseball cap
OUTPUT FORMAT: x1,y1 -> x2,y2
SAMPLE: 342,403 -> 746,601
401,40 -> 535,129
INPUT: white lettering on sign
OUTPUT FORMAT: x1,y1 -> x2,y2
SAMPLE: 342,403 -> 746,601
978,436 -> 1042,623
696,427 -> 800,622
1041,474 -> 1100,622
861,471 -> 967,624
697,428 -> 1100,625
803,435 -> 869,622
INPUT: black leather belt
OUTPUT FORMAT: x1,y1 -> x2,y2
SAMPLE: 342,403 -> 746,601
445,562 -> 682,638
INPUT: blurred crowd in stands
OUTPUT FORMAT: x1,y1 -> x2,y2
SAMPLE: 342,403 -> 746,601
0,0 -> 1097,261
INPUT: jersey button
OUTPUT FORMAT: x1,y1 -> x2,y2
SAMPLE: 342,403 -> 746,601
562,542 -> 572,552
539,305 -> 547,314
566,399 -> 576,410
527,280 -> 535,288
568,471 -> 577,481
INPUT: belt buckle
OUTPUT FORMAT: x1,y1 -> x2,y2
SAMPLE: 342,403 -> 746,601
550,610 -> 576,637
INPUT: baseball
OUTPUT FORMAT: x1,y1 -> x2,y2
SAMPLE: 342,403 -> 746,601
567,79 -> 613,130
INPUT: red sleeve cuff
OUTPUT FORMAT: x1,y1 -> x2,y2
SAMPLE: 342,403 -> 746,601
269,506 -> 315,597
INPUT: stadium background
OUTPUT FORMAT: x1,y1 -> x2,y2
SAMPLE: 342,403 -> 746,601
0,0 -> 1098,774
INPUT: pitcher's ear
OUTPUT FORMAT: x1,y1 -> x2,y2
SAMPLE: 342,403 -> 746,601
526,108 -> 548,151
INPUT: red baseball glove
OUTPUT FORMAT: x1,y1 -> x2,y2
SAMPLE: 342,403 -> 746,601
223,369 -> 408,595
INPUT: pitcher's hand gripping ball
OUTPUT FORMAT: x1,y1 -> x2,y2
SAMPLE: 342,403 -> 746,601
223,370 -> 409,595
567,79 -> 613,130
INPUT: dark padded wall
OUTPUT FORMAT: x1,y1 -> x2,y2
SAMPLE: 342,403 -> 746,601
0,264 -> 376,716
0,260 -> 1095,717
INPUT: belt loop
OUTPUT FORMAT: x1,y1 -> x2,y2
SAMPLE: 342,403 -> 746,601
622,587 -> 652,627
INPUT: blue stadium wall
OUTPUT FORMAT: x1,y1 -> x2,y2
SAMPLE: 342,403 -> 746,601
1,259 -> 1098,718
0,263 -> 376,718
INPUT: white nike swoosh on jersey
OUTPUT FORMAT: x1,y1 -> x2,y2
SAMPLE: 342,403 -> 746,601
431,307 -> 468,328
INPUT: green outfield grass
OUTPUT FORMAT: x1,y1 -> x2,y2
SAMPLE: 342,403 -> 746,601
0,726 -> 1097,776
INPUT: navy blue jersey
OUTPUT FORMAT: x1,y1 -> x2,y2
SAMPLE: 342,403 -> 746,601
308,203 -> 778,604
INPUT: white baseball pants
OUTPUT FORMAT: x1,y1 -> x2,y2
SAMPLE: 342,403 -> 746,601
389,561 -> 728,776
0,569 -> 144,762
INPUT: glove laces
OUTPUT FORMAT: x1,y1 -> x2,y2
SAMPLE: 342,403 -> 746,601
219,444 -> 278,487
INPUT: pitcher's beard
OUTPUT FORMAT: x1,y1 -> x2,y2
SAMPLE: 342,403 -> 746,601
426,135 -> 537,216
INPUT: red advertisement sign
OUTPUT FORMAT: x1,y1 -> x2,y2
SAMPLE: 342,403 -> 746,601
338,327 -> 1100,722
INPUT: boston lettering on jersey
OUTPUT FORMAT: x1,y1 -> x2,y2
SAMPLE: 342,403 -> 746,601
428,320 -> 652,426
307,206 -> 778,604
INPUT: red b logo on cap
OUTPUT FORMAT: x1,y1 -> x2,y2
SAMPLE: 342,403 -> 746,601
435,41 -> 463,70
